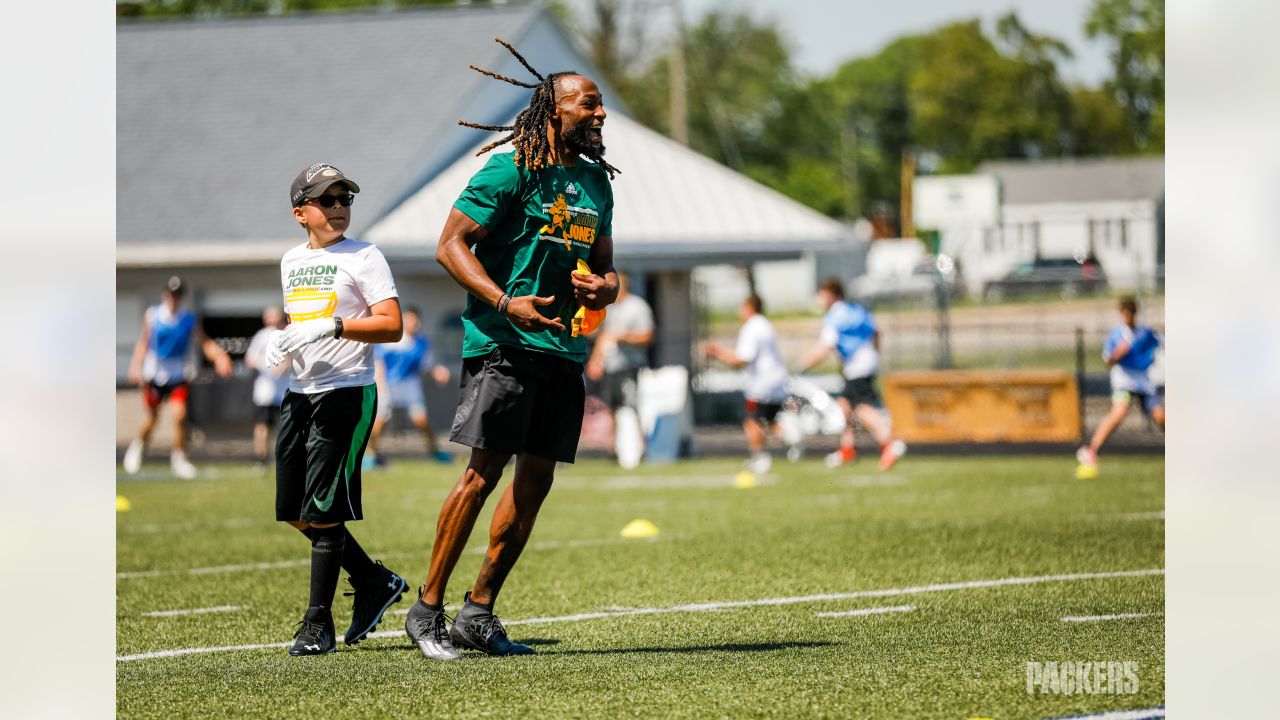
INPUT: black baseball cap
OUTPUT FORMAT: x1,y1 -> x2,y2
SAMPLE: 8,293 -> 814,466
290,163 -> 361,207
165,275 -> 185,295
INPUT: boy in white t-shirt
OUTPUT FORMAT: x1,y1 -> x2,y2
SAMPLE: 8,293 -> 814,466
243,306 -> 291,472
264,163 -> 408,656
703,294 -> 790,474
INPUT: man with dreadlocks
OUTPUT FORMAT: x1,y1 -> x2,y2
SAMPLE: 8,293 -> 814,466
405,39 -> 620,661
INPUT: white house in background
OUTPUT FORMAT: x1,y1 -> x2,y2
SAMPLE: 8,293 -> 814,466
916,157 -> 1164,294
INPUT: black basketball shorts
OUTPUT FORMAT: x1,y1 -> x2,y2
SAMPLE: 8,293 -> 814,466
840,375 -> 883,408
449,345 -> 585,463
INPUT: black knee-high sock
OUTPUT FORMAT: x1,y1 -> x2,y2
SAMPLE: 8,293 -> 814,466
341,530 -> 380,584
302,527 -> 379,584
308,525 -> 345,612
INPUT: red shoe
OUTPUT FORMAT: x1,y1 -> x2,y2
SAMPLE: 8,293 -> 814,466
879,439 -> 906,471
824,446 -> 856,469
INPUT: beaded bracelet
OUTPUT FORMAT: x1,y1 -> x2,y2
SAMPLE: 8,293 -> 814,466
497,294 -> 511,315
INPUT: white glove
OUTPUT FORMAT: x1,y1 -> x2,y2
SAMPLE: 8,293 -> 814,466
264,330 -> 289,368
276,318 -> 337,354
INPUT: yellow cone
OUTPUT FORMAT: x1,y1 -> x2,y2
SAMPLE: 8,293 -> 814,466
116,495 -> 132,512
620,518 -> 660,538
733,471 -> 758,489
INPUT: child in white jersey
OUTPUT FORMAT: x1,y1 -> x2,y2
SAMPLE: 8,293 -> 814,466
265,163 -> 408,656
244,305 -> 291,472
703,294 -> 791,474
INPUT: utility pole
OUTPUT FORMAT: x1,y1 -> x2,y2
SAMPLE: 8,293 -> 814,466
668,0 -> 689,145
900,149 -> 915,239
840,121 -> 859,221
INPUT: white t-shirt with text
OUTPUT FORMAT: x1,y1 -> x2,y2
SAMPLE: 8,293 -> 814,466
735,314 -> 789,403
279,238 -> 398,394
600,293 -> 655,372
246,326 -> 293,406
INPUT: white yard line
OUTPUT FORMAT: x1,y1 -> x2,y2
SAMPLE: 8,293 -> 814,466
465,536 -> 661,555
143,605 -> 248,618
118,567 -> 1164,662
118,642 -> 292,662
118,559 -> 309,580
502,568 -> 1165,625
121,518 -> 259,535
600,475 -> 779,490
1116,511 -> 1164,521
1083,511 -> 1164,522
1042,708 -> 1164,720
121,537 -> 662,580
815,605 -> 915,618
835,474 -> 909,487
1060,612 -> 1163,623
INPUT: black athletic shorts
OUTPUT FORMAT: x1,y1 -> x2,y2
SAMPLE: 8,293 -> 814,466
744,398 -> 783,424
449,345 -> 585,463
599,367 -> 639,411
254,404 -> 280,427
275,384 -> 377,524
840,376 -> 883,408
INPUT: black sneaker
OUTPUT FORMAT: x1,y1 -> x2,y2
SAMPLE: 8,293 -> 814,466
404,593 -> 462,661
449,591 -> 534,656
289,607 -> 336,656
342,562 -> 408,645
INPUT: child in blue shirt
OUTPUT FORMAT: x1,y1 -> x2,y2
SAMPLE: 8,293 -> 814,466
368,306 -> 453,465
1077,296 -> 1164,475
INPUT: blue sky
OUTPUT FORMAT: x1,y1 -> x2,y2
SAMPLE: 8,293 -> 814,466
561,0 -> 1112,86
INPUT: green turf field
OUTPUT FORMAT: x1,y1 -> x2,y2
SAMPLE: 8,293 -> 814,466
116,455 -> 1164,719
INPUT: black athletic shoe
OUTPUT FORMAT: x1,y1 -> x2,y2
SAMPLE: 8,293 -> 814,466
289,607 -> 336,656
449,592 -> 534,656
404,593 -> 462,661
342,562 -> 408,645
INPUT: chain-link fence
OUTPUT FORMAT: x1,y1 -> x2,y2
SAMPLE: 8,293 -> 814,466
117,270 -> 1165,459
691,271 -> 1165,454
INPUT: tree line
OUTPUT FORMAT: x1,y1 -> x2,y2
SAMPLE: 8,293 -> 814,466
572,0 -> 1162,229
118,0 -> 1164,228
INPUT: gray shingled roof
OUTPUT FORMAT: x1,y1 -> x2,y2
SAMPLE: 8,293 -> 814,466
976,156 -> 1164,205
118,5 -> 556,246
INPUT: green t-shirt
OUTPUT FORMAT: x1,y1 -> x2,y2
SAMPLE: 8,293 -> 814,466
453,152 -> 614,363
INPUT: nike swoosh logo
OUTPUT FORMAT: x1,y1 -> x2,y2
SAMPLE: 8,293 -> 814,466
312,482 -> 338,512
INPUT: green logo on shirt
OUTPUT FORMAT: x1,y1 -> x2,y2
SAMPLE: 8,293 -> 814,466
287,264 -> 338,288
540,193 -> 599,250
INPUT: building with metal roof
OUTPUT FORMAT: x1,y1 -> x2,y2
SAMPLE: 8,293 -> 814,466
116,4 -> 859,428
920,156 -> 1164,295
977,156 -> 1165,205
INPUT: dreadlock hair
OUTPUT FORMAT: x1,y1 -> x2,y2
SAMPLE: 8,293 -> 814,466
458,37 -> 620,179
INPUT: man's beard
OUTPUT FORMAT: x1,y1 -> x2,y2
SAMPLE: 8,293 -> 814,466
563,121 -> 606,158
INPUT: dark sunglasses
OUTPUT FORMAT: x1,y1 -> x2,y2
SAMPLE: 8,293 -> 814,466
307,193 -> 355,208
